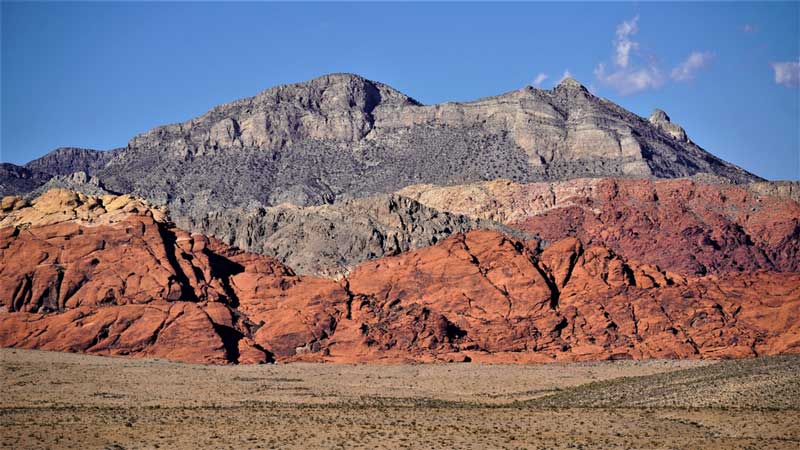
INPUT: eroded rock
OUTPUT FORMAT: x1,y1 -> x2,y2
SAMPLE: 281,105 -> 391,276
399,178 -> 800,275
1,190 -> 797,364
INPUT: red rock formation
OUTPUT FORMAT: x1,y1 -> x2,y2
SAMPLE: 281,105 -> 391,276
1,190 -> 798,364
229,264 -> 349,360
325,230 -> 800,363
0,190 -> 340,364
0,302 -> 234,364
399,178 -> 800,276
516,179 -> 800,276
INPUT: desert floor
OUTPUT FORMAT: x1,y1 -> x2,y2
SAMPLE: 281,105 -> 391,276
1,349 -> 798,449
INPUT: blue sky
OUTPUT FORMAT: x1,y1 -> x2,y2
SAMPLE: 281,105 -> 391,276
2,2 -> 798,180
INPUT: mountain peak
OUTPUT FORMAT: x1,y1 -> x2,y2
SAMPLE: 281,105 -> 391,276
19,72 -> 758,218
308,72 -> 371,85
555,76 -> 586,91
251,72 -> 421,110
649,109 -> 671,124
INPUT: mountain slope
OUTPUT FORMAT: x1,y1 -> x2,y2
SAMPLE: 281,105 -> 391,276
0,164 -> 51,197
93,73 -> 759,220
399,178 -> 800,276
24,147 -> 121,177
0,148 -> 120,197
179,193 -> 532,277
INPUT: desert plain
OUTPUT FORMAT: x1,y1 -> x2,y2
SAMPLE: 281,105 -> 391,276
2,349 -> 798,450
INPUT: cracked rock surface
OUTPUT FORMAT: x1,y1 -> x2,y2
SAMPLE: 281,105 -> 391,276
1,189 -> 796,364
399,177 -> 800,276
180,193 -> 531,277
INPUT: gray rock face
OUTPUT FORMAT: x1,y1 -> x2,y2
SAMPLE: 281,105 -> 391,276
748,181 -> 800,203
1,147 -> 121,197
0,164 -> 51,197
178,194 -> 533,277
24,147 -> 121,177
31,171 -> 115,198
0,73 -> 768,276
649,109 -> 688,142
94,73 -> 760,221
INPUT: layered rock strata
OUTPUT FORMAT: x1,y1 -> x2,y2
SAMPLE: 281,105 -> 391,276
399,178 -> 800,276
1,189 -> 796,364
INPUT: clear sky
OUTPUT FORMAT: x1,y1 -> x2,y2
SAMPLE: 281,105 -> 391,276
2,2 -> 798,180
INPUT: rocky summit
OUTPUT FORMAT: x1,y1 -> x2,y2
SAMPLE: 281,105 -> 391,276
3,74 -> 758,211
0,73 -> 796,365
93,74 -> 757,220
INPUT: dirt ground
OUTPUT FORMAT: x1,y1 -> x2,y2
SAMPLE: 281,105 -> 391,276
1,349 -> 798,449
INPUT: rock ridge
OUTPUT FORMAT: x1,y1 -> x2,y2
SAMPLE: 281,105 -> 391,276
179,193 -> 533,277
71,72 -> 760,223
398,177 -> 800,275
0,189 -> 797,364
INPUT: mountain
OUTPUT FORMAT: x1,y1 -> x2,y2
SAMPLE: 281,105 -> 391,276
0,147 -> 119,197
0,74 -> 768,272
0,73 -> 796,366
89,73 -> 759,221
1,189 -> 797,364
24,147 -> 121,177
0,164 -> 51,197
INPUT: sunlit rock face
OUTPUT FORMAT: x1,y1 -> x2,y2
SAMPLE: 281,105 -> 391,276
399,177 -> 800,276
1,190 -> 797,365
85,73 -> 757,222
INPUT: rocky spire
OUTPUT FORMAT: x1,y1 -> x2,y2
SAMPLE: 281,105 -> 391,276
649,108 -> 688,142
649,109 -> 671,124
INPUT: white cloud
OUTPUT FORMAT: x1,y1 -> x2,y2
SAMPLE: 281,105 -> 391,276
531,73 -> 548,87
594,15 -> 665,95
671,51 -> 714,81
614,15 -> 640,68
771,60 -> 800,87
742,24 -> 758,33
559,70 -> 573,82
594,63 -> 664,96
595,15 -> 716,95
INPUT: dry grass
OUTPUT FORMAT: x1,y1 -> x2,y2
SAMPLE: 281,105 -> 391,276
1,349 -> 798,449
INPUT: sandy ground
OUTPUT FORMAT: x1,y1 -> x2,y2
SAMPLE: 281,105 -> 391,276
1,349 -> 798,449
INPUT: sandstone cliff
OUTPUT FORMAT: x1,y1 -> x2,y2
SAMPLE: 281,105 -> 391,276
1,189 -> 796,364
399,178 -> 800,275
